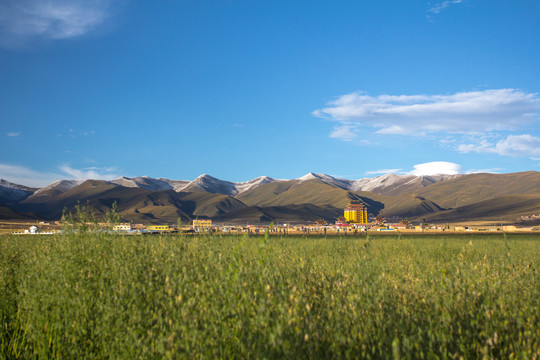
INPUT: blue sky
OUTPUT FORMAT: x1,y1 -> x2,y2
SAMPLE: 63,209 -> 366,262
1,0 -> 540,187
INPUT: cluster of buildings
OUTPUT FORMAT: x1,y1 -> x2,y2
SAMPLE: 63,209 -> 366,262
5,202 -> 539,235
112,219 -> 213,233
105,201 -> 537,234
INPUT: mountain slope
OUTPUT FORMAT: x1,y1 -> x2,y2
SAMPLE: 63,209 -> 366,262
179,174 -> 278,196
350,174 -> 461,196
416,171 -> 540,209
358,193 -> 444,218
15,179 -> 248,223
0,179 -> 37,205
4,171 -> 539,224
212,204 -> 344,225
237,179 -> 363,208
27,179 -> 85,203
418,194 -> 540,222
17,180 -> 122,219
174,192 -> 247,218
0,206 -> 39,220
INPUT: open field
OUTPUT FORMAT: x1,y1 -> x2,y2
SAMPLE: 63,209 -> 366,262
1,233 -> 539,359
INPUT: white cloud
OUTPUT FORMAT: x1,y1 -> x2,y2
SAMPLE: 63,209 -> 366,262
58,165 -> 120,181
459,134 -> 540,158
0,163 -> 120,187
329,125 -> 357,141
375,125 -> 410,135
428,0 -> 464,14
364,162 -> 464,176
0,0 -> 115,47
365,168 -> 402,175
465,168 -> 503,174
314,89 -> 540,138
365,162 -> 502,177
409,161 -> 462,176
0,163 -> 62,187
6,131 -> 20,137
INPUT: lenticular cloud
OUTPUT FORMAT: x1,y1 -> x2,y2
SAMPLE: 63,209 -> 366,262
313,89 -> 540,137
410,161 -> 462,176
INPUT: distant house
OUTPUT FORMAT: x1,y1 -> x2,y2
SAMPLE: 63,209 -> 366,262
147,225 -> 170,232
113,223 -> 132,231
193,219 -> 212,229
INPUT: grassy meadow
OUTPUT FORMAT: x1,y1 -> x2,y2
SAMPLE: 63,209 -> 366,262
1,232 -> 539,359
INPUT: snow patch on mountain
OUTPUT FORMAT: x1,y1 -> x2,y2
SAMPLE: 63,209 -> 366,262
0,179 -> 37,204
178,175 -> 278,196
350,174 -> 416,192
0,179 -> 37,191
235,176 -> 276,194
182,174 -> 238,195
296,173 -> 463,195
170,172 -> 461,196
111,176 -> 175,191
297,173 -> 351,189
160,179 -> 191,192
33,179 -> 84,196
7,171 -> 463,201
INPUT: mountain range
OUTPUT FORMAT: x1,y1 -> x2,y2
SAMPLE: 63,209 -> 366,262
1,171 -> 539,224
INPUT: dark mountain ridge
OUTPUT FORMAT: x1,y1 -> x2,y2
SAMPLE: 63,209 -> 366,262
2,171 -> 539,224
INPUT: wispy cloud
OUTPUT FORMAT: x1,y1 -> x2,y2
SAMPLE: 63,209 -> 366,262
59,165 -> 120,180
329,125 -> 357,141
6,131 -> 20,137
0,163 -> 120,187
365,168 -> 402,175
464,168 -> 503,174
366,162 -> 504,177
0,163 -> 61,187
428,0 -> 464,14
459,134 -> 540,159
314,89 -> 540,159
314,89 -> 539,136
56,129 -> 97,138
0,0 -> 116,47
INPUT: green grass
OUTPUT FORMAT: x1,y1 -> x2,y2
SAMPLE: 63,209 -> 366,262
1,233 -> 539,359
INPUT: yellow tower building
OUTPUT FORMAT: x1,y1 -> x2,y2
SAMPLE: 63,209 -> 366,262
344,201 -> 367,224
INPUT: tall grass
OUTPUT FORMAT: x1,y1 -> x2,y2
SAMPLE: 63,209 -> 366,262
1,233 -> 539,359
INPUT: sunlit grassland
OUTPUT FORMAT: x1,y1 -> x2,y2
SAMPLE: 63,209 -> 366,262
1,233 -> 539,359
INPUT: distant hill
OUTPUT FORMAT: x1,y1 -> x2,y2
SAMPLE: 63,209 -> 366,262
16,180 -> 246,224
417,194 -> 540,222
0,179 -> 38,205
2,171 -> 540,224
212,204 -> 344,225
236,179 -> 357,208
0,205 -> 39,220
416,171 -> 540,208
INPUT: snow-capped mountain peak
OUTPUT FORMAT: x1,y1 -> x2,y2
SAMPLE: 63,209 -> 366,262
4,172 -> 463,201
33,179 -> 85,196
297,173 -> 351,189
0,179 -> 37,205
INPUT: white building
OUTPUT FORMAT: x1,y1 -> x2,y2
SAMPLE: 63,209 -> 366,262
113,223 -> 132,231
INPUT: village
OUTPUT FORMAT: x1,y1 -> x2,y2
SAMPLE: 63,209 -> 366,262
2,201 -> 539,235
